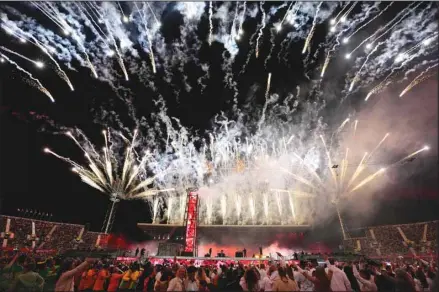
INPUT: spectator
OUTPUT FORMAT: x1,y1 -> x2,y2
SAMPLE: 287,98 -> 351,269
8,258 -> 44,291
343,265 -> 362,292
167,267 -> 186,291
272,266 -> 298,291
55,258 -> 93,292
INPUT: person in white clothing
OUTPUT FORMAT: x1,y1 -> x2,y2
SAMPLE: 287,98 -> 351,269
167,267 -> 186,291
185,266 -> 199,291
325,257 -> 352,291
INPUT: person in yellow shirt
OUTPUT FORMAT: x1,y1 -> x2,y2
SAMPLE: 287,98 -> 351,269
119,262 -> 140,290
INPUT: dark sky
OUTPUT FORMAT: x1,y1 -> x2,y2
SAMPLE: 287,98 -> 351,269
0,2 -> 437,242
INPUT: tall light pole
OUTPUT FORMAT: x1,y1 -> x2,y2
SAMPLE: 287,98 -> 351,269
102,193 -> 120,234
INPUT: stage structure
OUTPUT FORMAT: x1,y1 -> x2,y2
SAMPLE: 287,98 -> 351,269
139,189 -> 311,256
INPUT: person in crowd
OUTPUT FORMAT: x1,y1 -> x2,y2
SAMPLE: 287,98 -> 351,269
343,265 -> 362,292
93,263 -> 110,291
55,257 -> 94,292
293,262 -> 333,292
185,266 -> 199,291
352,263 -> 378,291
8,258 -> 45,291
272,266 -> 298,291
239,267 -> 260,291
324,256 -> 351,291
107,266 -> 124,292
167,267 -> 186,291
426,270 -> 435,289
415,267 -> 429,291
119,262 -> 141,290
141,266 -> 156,292
154,268 -> 173,291
197,266 -> 211,284
80,262 -> 99,291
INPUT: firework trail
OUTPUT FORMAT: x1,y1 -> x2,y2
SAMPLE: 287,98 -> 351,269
399,63 -> 438,97
208,2 -> 213,45
2,22 -> 74,91
146,2 -> 160,26
349,41 -> 384,92
278,2 -> 294,28
44,129 -> 164,200
330,2 -> 350,26
34,2 -> 99,78
238,1 -> 246,36
0,46 -> 44,68
0,53 -> 54,102
135,2 -> 156,74
368,2 -> 423,48
230,2 -> 239,40
353,120 -> 358,137
340,2 -> 357,22
346,2 -> 394,41
257,73 -> 272,132
264,30 -> 276,69
349,168 -> 386,193
302,2 -> 323,54
320,27 -> 349,78
117,2 -> 128,22
366,34 -> 438,101
348,2 -> 418,57
255,2 -> 266,59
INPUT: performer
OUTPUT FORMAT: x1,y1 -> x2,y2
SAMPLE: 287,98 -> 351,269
243,248 -> 247,257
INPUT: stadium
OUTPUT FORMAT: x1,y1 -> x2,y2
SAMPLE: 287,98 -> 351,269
1,1 -> 438,291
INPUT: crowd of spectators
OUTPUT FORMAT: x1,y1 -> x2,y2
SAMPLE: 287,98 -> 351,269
0,216 -> 105,252
344,221 -> 438,259
0,251 -> 437,291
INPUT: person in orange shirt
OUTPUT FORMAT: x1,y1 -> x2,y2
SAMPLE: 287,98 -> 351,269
93,263 -> 110,291
107,266 -> 123,292
81,264 -> 98,291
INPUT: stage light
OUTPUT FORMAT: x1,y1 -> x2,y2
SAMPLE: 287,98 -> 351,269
330,19 -> 336,25
342,37 -> 349,44
345,54 -> 351,59
330,26 -> 336,32
366,43 -> 372,49
423,145 -> 430,151
123,16 -> 129,23
35,61 -> 44,68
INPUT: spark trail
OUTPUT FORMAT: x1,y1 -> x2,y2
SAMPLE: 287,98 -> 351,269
257,72 -> 272,131
346,2 -> 394,41
0,46 -> 44,68
348,2 -> 418,56
135,2 -> 156,74
399,63 -> 439,97
0,53 -> 54,102
349,41 -> 384,92
2,22 -> 74,91
255,2 -> 266,59
302,2 -> 323,54
208,2 -> 213,45
44,129 -> 161,200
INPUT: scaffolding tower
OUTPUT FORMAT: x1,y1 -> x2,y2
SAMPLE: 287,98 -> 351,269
182,188 -> 200,256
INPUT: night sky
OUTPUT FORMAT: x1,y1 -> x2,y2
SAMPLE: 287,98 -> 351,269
0,2 -> 438,242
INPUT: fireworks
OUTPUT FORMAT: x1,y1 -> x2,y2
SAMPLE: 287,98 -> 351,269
1,2 -> 436,231
44,129 -> 165,200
